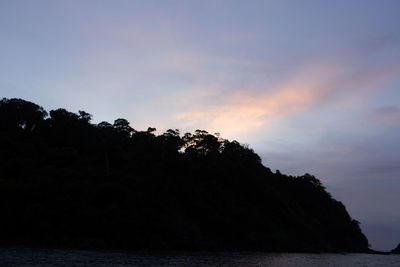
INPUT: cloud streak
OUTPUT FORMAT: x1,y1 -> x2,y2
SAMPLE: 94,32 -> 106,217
370,106 -> 400,127
175,61 -> 400,137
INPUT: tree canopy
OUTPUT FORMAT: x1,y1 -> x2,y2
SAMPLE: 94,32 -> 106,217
0,98 -> 369,252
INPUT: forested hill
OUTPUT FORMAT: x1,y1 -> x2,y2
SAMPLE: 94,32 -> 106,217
0,98 -> 369,252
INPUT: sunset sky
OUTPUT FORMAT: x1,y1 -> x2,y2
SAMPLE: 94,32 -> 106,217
1,0 -> 400,250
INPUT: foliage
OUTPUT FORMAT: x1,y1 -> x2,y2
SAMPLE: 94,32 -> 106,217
0,98 -> 369,252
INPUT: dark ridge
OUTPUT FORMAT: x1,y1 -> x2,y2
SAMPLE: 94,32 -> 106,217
0,97 -> 370,252
390,244 -> 400,254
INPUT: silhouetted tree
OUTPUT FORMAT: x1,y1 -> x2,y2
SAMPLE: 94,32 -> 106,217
78,110 -> 92,123
0,98 -> 47,133
113,118 -> 134,137
0,97 -> 370,252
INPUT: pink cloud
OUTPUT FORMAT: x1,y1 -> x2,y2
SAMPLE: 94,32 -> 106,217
370,106 -> 400,126
175,61 -> 400,137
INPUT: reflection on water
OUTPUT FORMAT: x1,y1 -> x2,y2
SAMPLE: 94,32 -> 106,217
0,248 -> 399,266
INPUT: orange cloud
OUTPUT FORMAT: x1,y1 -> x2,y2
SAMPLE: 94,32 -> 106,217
175,62 -> 400,137
177,85 -> 318,135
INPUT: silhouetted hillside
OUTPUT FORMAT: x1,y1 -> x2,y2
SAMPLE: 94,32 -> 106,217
391,244 -> 400,254
0,98 -> 369,252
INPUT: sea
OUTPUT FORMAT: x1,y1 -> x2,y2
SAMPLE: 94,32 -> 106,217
0,248 -> 399,266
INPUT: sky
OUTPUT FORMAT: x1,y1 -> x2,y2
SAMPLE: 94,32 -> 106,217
1,0 -> 400,251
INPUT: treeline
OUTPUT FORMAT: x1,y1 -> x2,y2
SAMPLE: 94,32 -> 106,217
0,98 -> 369,252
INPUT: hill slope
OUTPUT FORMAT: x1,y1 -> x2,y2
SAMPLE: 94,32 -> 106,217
0,98 -> 369,252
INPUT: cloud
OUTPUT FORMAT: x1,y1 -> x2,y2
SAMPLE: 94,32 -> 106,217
177,83 -> 317,134
74,17 -> 400,143
174,61 -> 400,137
369,106 -> 400,126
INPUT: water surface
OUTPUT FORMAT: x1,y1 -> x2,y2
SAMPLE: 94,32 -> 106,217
0,248 -> 399,266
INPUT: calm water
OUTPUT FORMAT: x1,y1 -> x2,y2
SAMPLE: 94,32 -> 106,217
0,248 -> 399,266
